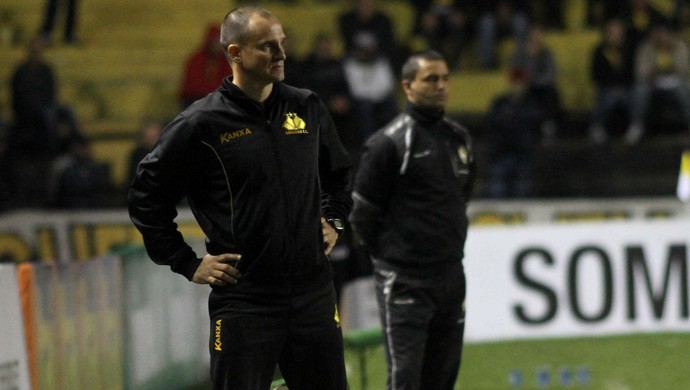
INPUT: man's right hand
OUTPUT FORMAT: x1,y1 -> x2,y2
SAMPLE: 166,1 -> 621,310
192,253 -> 242,286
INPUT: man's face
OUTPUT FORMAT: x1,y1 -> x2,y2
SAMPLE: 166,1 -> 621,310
403,59 -> 449,111
238,15 -> 286,84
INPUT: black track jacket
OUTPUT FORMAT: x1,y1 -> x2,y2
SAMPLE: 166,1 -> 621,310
350,103 -> 474,273
129,78 -> 352,293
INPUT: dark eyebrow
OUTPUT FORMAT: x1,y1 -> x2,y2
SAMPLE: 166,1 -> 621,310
257,34 -> 286,46
421,73 -> 449,81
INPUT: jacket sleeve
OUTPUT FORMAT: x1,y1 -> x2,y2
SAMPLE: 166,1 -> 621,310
349,132 -> 398,249
317,99 -> 353,223
128,115 -> 202,281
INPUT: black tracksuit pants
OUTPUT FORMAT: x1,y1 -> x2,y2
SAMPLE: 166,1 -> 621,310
374,260 -> 466,390
208,280 -> 347,389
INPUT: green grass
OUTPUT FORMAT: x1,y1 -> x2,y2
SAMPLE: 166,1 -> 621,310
344,332 -> 690,390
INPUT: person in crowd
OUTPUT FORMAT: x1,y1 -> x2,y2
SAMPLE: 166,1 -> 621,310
407,0 -> 435,37
623,0 -> 667,48
128,6 -> 352,389
47,135 -> 112,209
342,33 -> 399,144
300,33 -> 354,155
486,68 -> 545,198
299,33 -> 358,157
589,18 -> 636,143
10,36 -> 81,157
586,0 -> 627,27
476,0 -> 530,69
417,0 -> 481,71
349,50 -> 475,390
510,24 -> 562,138
625,20 -> 690,144
40,0 -> 79,44
179,25 -> 233,109
125,119 -> 162,190
338,0 -> 398,64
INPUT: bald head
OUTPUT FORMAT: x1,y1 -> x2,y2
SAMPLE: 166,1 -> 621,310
220,6 -> 276,50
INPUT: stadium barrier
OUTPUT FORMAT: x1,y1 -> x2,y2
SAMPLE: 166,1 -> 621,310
463,219 -> 690,341
116,245 -> 209,390
4,248 -> 378,390
0,264 -> 31,390
16,257 -> 124,390
3,248 -> 209,390
342,217 -> 690,342
1,200 -> 690,388
1,199 -> 688,264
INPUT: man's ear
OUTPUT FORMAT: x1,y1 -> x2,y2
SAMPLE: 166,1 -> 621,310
227,44 -> 241,63
401,79 -> 412,94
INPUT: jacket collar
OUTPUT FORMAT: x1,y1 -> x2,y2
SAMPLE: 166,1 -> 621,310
221,77 -> 280,112
405,102 -> 444,127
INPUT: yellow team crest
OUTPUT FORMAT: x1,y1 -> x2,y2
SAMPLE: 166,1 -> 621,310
334,304 -> 341,328
283,113 -> 308,134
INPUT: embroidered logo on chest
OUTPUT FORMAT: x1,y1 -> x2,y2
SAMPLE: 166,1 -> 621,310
283,113 -> 308,135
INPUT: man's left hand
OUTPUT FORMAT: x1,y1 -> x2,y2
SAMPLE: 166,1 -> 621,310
321,217 -> 339,255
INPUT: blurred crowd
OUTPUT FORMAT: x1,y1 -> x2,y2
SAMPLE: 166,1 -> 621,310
2,0 -> 690,212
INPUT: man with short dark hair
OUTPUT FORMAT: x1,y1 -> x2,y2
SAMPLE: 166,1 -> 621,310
129,6 -> 352,389
350,50 -> 475,390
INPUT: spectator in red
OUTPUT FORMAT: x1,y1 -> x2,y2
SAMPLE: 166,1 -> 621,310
178,25 -> 232,108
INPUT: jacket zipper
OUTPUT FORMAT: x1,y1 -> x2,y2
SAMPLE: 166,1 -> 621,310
266,116 -> 295,291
